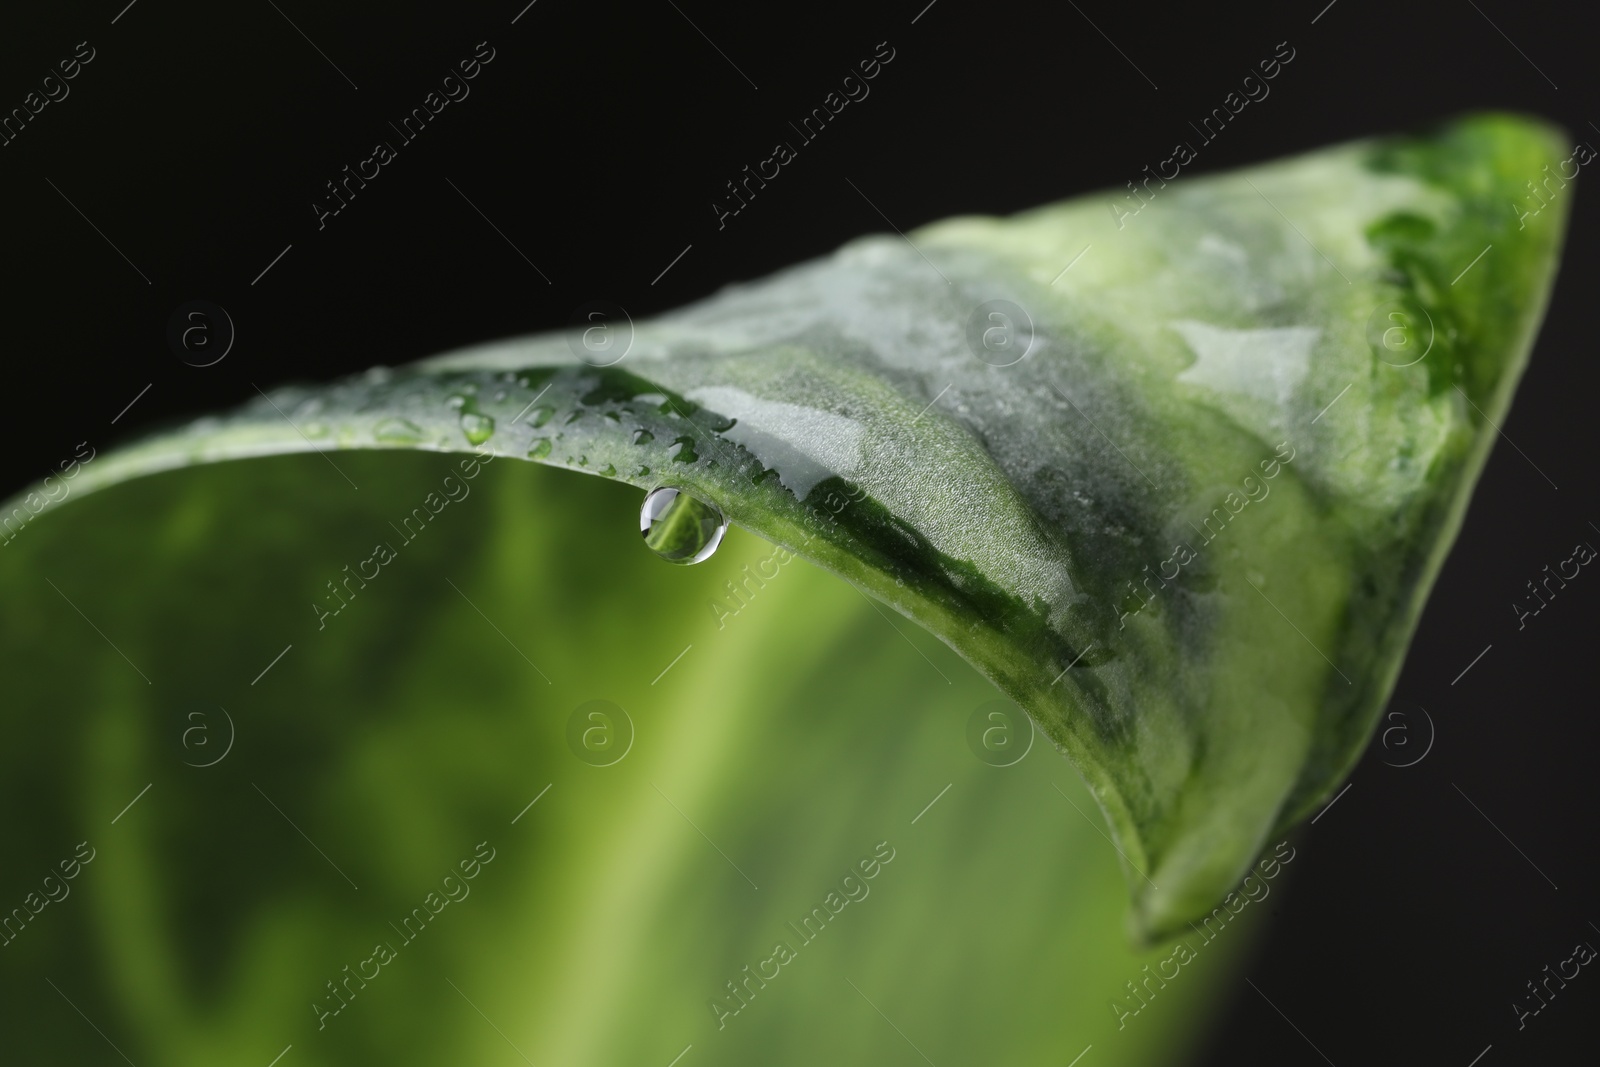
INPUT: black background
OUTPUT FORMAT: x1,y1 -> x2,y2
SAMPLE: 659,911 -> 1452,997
2,1 -> 1595,1063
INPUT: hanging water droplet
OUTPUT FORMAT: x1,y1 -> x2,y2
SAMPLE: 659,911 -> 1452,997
460,411 -> 495,445
528,438 -> 552,459
374,417 -> 425,444
640,487 -> 727,565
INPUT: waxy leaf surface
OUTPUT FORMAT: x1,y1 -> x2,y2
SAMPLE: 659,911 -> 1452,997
7,113 -> 1569,942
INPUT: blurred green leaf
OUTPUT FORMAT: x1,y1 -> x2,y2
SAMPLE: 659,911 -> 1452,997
0,455 -> 1252,1065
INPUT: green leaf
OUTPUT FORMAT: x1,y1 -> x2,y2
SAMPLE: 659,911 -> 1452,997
0,456 -> 1251,1065
4,112 -> 1570,954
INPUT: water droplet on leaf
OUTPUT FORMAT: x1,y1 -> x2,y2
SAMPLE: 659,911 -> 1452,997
632,429 -> 654,445
528,438 -> 552,459
640,487 -> 726,565
374,417 -> 425,444
460,411 -> 495,445
529,406 -> 554,428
